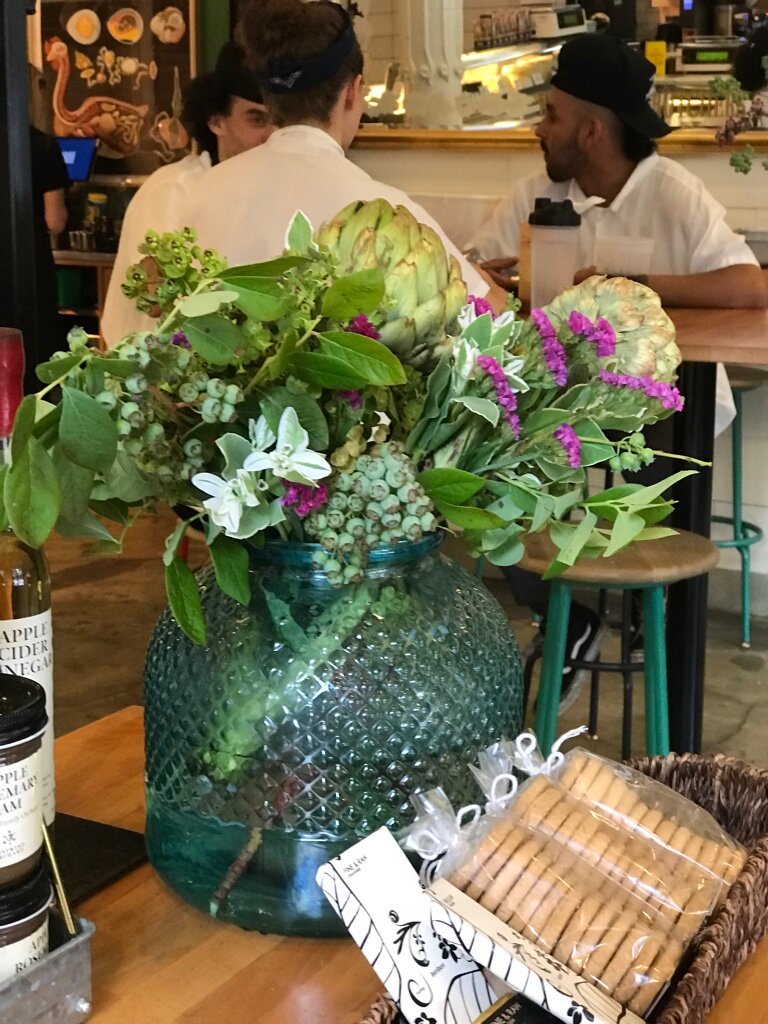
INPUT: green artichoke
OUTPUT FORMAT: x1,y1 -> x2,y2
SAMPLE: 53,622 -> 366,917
315,199 -> 468,370
544,275 -> 681,382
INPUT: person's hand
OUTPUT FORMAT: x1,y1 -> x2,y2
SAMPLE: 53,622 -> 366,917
479,256 -> 519,291
573,264 -> 598,285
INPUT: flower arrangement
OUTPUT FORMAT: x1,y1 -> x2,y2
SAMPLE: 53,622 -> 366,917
711,75 -> 768,174
3,200 -> 691,644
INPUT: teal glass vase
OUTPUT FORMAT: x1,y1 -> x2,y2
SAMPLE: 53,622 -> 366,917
144,536 -> 523,936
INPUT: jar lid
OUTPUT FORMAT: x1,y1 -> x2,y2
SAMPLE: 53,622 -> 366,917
0,862 -> 51,926
0,675 -> 48,744
529,197 -> 581,226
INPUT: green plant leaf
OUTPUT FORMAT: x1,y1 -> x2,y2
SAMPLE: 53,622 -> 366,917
177,289 -> 240,319
165,557 -> 206,645
287,352 -> 367,390
210,535 -> 251,605
35,351 -> 85,384
11,396 -> 39,464
53,446 -> 94,527
316,331 -> 406,386
228,282 -> 288,322
259,388 -> 329,451
5,437 -> 61,547
89,498 -> 131,524
286,210 -> 313,253
218,255 -> 306,282
88,357 -> 141,379
59,387 -> 118,474
91,452 -> 154,503
0,466 -> 8,532
418,467 -> 486,505
622,470 -> 697,506
604,509 -> 646,557
434,500 -> 505,531
522,407 -> 568,435
56,512 -> 116,543
484,533 -> 524,566
543,510 -> 599,575
163,519 -> 188,567
451,396 -> 500,427
321,269 -> 385,320
184,314 -> 244,365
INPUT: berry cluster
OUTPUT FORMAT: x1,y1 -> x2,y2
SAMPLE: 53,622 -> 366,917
121,228 -> 227,318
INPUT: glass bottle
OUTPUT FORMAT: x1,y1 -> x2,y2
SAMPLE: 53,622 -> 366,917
0,328 -> 54,826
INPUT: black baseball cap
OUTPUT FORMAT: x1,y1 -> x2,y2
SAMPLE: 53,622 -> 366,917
551,35 -> 672,139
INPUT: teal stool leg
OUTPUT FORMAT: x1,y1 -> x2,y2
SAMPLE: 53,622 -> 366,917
731,390 -> 751,648
642,585 -> 670,756
535,581 -> 572,756
740,545 -> 751,648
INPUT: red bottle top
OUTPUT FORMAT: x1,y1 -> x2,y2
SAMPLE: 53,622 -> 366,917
0,328 -> 25,439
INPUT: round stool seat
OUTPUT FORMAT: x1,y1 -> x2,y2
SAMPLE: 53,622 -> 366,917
724,364 -> 768,391
520,529 -> 719,587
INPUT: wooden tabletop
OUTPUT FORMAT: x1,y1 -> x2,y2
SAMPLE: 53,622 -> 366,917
56,707 -> 768,1024
668,307 -> 768,366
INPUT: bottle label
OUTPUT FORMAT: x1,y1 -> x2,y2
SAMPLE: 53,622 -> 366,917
0,917 -> 49,985
0,747 -> 42,870
0,611 -> 54,824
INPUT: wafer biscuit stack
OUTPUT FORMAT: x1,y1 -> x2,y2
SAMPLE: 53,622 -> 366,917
449,751 -> 746,1017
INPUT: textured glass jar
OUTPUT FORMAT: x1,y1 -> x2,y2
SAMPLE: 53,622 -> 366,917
144,536 -> 523,936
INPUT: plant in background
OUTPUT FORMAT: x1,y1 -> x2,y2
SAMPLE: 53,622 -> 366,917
3,199 -> 694,644
711,75 -> 768,174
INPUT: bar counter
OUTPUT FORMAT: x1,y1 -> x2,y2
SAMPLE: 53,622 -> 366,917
58,707 -> 768,1024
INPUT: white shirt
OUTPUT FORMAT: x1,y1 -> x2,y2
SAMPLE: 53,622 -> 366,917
469,154 -> 759,435
102,152 -> 212,347
184,125 -> 486,296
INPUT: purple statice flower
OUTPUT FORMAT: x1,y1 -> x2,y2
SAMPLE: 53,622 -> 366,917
598,370 -> 684,412
477,354 -> 520,438
567,310 -> 616,357
531,308 -> 567,387
554,423 -> 581,468
337,389 -> 363,410
468,294 -> 493,317
281,481 -> 329,518
171,330 -> 191,349
346,314 -> 381,340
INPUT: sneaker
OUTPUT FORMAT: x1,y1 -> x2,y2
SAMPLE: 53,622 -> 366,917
558,608 -> 609,711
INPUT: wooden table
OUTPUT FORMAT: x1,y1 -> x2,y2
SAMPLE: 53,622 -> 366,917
662,308 -> 768,754
57,706 -> 768,1023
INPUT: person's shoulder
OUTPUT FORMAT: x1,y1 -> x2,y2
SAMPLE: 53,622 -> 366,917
649,154 -> 712,197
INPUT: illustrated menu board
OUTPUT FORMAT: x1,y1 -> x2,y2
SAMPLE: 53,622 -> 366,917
41,0 -> 196,176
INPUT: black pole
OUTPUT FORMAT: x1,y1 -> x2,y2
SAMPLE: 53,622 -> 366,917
0,0 -> 41,380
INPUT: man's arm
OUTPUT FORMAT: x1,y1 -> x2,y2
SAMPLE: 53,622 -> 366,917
43,188 -> 68,235
645,265 -> 768,309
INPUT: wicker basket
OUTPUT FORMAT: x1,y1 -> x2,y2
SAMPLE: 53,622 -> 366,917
360,753 -> 768,1024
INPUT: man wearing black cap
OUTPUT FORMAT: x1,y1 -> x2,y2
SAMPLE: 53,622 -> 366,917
471,34 -> 767,309
102,41 -> 274,346
470,34 -> 767,711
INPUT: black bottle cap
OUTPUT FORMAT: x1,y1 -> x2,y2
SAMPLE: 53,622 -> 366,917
0,674 -> 48,744
529,197 -> 581,226
0,862 -> 51,925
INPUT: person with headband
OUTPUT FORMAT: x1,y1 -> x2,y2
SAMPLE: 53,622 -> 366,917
102,41 -> 274,346
184,0 -> 503,310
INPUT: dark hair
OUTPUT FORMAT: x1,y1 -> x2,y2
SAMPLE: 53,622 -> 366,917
733,26 -> 768,93
238,0 -> 364,126
620,121 -> 657,162
181,72 -> 233,161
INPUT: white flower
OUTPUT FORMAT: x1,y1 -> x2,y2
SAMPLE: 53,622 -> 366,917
243,407 -> 331,486
192,469 -> 282,540
192,473 -> 246,535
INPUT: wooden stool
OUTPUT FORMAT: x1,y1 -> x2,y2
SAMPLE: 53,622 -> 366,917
520,530 -> 719,757
713,366 -> 768,648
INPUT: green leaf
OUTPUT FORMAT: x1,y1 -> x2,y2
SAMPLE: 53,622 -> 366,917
218,255 -> 306,282
5,437 -> 61,547
89,498 -> 131,524
451,396 -> 500,427
184,314 -> 244,365
622,470 -> 697,507
165,557 -> 206,645
210,535 -> 251,605
53,447 -> 94,527
11,396 -> 38,464
163,519 -> 188,567
0,466 -> 8,532
88,357 -> 141,379
35,351 -> 85,384
484,533 -> 524,566
59,387 -> 118,474
461,314 -> 493,351
434,500 -> 505,531
530,493 -> 556,532
228,282 -> 287,322
604,510 -> 646,557
543,510 -> 599,574
56,512 -> 116,543
635,526 -> 678,541
259,389 -> 329,451
316,331 -> 406,386
321,269 -> 385,320
418,467 -> 486,506
177,289 -> 240,319
286,210 -> 313,253
287,352 -> 367,390
522,407 -> 568,435
91,451 -> 154,503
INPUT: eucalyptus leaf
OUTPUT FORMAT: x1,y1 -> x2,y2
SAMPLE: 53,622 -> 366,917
5,437 -> 61,547
178,289 -> 240,319
321,269 -> 385,320
59,387 -> 118,474
316,331 -> 406,386
184,314 -> 244,365
418,467 -> 485,506
35,351 -> 85,384
434,500 -> 505,531
165,557 -> 206,645
210,535 -> 251,605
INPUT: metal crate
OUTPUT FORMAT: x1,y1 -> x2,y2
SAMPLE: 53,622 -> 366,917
0,915 -> 94,1024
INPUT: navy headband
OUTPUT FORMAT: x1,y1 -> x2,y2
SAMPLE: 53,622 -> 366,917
259,19 -> 357,94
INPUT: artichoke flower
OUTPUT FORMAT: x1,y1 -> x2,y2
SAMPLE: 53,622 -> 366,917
315,199 -> 467,370
544,275 -> 681,382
